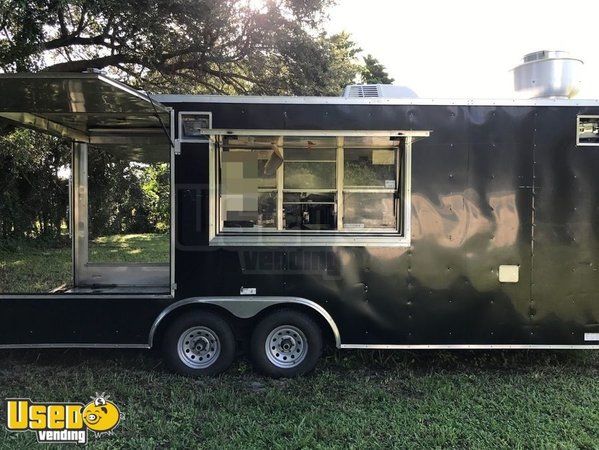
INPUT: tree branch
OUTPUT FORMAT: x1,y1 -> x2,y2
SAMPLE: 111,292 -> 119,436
74,5 -> 87,35
43,54 -> 135,72
56,6 -> 69,37
42,34 -> 118,51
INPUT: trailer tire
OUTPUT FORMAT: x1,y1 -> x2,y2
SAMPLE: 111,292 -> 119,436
162,311 -> 235,377
250,309 -> 322,378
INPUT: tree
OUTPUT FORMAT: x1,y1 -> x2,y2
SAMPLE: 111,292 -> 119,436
0,0 -> 361,95
360,54 -> 394,85
0,128 -> 70,243
0,0 -> 396,244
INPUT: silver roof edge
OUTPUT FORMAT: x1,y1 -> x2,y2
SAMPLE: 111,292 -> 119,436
152,94 -> 599,107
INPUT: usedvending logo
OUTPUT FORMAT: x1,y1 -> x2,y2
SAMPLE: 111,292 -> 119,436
5,392 -> 120,444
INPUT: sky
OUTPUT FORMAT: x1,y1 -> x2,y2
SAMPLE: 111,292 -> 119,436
326,0 -> 599,99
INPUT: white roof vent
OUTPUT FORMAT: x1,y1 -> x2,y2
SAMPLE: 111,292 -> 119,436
342,84 -> 418,99
344,85 -> 380,98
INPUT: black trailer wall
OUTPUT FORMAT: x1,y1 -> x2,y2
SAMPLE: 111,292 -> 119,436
1,101 -> 597,347
532,107 -> 599,343
169,101 -> 598,346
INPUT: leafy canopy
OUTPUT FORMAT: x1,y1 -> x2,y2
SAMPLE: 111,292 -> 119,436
0,1 -> 397,244
0,0 -> 365,95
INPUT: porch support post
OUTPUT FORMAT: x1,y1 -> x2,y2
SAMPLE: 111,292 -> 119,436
72,142 -> 89,286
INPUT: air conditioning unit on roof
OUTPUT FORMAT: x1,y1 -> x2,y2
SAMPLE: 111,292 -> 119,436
342,84 -> 418,98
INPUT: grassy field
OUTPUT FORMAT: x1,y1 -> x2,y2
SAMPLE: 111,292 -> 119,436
0,348 -> 597,448
0,235 -> 598,447
0,233 -> 169,293
89,233 -> 169,264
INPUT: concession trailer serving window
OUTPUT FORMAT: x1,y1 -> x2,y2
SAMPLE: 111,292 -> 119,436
205,129 -> 429,246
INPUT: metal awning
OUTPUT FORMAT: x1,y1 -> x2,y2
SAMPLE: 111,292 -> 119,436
201,129 -> 430,137
0,73 -> 170,144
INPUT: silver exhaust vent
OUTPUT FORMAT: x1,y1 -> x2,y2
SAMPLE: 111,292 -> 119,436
512,50 -> 583,99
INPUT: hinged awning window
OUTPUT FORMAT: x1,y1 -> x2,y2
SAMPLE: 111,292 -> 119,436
206,128 -> 428,247
0,73 -> 170,143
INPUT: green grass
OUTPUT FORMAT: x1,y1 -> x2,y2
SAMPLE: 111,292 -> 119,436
89,233 -> 169,264
1,235 -> 598,447
0,242 -> 72,293
0,349 -> 596,448
0,233 -> 169,293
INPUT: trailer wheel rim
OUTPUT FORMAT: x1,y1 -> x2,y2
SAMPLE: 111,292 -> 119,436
265,325 -> 308,368
177,326 -> 221,369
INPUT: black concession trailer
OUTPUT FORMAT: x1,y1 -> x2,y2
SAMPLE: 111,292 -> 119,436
0,70 -> 598,377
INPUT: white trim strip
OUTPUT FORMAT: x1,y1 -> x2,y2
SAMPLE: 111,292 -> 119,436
170,107 -> 176,295
340,344 -> 599,349
1,343 -> 596,351
0,294 -> 173,299
209,234 -> 410,247
0,343 -> 149,349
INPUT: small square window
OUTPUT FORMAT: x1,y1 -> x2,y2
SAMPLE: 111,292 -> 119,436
577,115 -> 599,146
179,112 -> 211,141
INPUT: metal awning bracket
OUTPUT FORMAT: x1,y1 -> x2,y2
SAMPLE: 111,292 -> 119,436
200,129 -> 431,137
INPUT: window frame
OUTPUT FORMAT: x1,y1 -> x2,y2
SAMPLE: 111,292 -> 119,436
340,144 -> 401,232
177,111 -> 212,143
207,130 -> 428,247
576,115 -> 599,146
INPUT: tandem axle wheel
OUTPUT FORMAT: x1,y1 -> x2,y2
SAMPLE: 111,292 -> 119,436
161,308 -> 323,378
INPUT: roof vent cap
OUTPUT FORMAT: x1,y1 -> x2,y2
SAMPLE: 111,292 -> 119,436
512,50 -> 583,99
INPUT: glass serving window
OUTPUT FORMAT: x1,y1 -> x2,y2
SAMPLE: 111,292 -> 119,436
343,192 -> 396,229
283,192 -> 337,230
220,149 -> 277,229
217,135 -> 402,233
342,147 -> 398,230
284,147 -> 336,192
344,148 -> 396,188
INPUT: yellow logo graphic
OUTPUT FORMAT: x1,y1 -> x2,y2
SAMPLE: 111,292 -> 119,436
5,392 -> 120,444
82,393 -> 120,433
